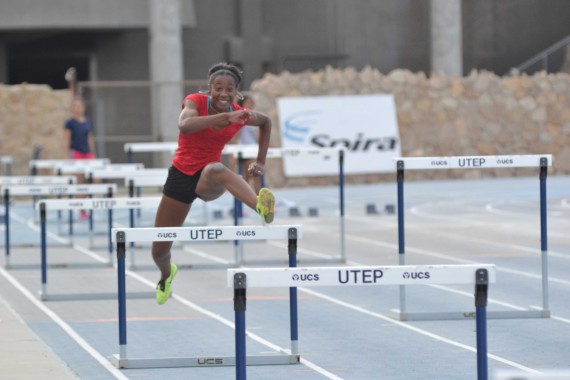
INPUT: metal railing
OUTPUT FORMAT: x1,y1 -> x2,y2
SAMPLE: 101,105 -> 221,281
516,34 -> 570,74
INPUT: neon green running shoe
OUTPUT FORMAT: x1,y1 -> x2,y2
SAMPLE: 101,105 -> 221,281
156,263 -> 178,305
256,188 -> 275,224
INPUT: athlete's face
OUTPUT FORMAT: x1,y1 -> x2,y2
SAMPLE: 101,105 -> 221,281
209,75 -> 238,112
71,99 -> 85,117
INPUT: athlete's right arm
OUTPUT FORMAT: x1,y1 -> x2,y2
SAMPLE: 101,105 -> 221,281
178,99 -> 252,134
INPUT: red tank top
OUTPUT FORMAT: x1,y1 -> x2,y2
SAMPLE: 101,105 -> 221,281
172,93 -> 244,175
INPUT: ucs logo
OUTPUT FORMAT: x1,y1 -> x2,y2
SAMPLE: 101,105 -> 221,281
402,272 -> 430,279
197,358 -> 224,365
292,273 -> 320,281
157,232 -> 177,239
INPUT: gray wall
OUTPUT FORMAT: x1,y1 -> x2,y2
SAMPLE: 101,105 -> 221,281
0,0 -> 195,29
181,0 -> 570,87
1,0 -> 570,164
463,0 -> 570,74
3,0 -> 570,85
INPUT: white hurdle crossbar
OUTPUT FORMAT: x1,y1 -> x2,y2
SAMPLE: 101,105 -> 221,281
111,224 -> 302,369
393,154 -> 552,321
35,196 -> 159,301
29,158 -> 110,175
124,142 -> 178,163
84,163 -> 145,183
228,264 -> 496,380
0,175 -> 77,186
2,183 -> 116,268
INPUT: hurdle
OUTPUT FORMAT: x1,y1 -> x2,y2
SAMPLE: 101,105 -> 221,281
0,175 -> 77,186
111,224 -> 302,369
36,196 -> 160,301
1,155 -> 13,175
85,163 -> 147,224
123,169 -> 169,227
225,146 -> 347,265
228,264 -> 496,380
124,142 -> 177,163
29,158 -> 110,175
123,168 -> 169,196
84,163 -> 145,184
2,183 -> 116,268
0,176 -> 77,234
391,154 -> 552,321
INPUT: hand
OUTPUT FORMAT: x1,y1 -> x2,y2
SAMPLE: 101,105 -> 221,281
229,109 -> 255,125
248,161 -> 265,177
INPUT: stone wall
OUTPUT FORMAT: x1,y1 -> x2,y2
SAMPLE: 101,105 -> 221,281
251,68 -> 570,186
1,70 -> 569,186
0,84 -> 69,175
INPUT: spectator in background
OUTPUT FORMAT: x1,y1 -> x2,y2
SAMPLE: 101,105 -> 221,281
64,98 -> 96,160
63,97 -> 96,219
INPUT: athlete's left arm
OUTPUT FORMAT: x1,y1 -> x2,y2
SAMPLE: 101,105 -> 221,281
247,111 -> 272,175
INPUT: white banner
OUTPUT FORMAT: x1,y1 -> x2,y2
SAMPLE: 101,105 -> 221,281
277,94 -> 401,176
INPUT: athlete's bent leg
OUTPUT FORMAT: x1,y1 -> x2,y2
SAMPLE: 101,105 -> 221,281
197,162 -> 274,223
196,162 -> 258,208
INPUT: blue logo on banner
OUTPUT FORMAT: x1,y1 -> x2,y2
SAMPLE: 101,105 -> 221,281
283,111 -> 321,143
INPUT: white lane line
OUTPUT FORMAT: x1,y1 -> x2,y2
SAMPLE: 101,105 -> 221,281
410,200 -> 569,238
16,214 -> 111,265
156,243 -> 542,374
10,211 -> 343,380
329,230 -> 570,287
298,287 -> 541,375
408,225 -> 570,262
182,246 -> 231,264
9,208 -> 563,376
267,234 -> 570,317
265,239 -> 533,311
124,270 -> 344,380
0,267 -> 129,380
382,236 -> 570,287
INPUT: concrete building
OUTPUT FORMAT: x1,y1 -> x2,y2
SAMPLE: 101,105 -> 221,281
1,0 -> 569,162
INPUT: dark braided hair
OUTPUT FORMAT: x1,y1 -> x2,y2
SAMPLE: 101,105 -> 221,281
208,62 -> 243,87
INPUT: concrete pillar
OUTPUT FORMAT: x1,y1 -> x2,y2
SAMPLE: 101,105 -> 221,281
149,0 -> 184,165
0,42 -> 7,83
430,0 -> 463,76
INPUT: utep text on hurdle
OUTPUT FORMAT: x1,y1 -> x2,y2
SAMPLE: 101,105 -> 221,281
431,157 -> 515,168
291,269 -> 433,284
339,269 -> 384,283
154,228 -> 258,240
93,200 -> 117,208
289,269 -> 389,284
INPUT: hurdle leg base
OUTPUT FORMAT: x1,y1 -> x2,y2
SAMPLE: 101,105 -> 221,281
111,354 -> 300,369
40,291 -> 155,302
390,308 -> 551,321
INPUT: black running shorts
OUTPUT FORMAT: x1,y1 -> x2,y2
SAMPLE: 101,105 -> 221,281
162,165 -> 203,204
